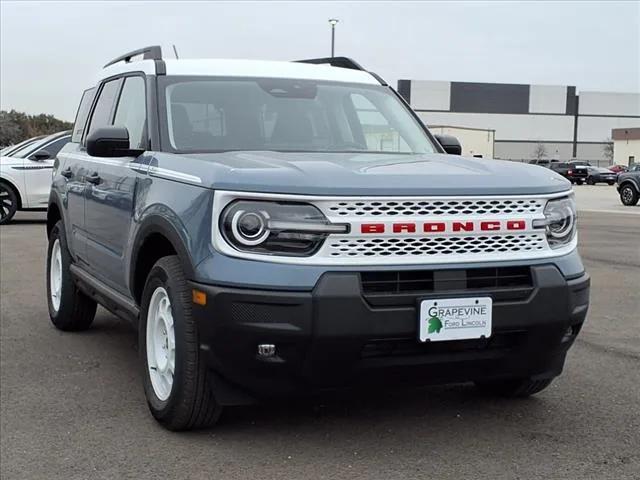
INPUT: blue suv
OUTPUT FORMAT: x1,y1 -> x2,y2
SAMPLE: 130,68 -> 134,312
47,46 -> 590,430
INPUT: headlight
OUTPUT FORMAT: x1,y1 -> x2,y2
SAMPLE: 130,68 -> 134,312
533,195 -> 577,249
220,200 -> 348,256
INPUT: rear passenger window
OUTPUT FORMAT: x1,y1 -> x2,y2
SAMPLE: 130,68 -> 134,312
113,76 -> 147,149
71,88 -> 96,143
86,79 -> 121,139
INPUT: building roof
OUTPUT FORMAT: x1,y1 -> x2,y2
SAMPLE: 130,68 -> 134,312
612,127 -> 640,141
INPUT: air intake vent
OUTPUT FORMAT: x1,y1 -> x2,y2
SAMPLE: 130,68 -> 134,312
360,266 -> 533,307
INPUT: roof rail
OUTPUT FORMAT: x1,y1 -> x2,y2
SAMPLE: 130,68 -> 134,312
104,45 -> 163,68
295,56 -> 365,71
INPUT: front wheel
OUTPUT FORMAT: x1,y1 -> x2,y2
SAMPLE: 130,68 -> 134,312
139,255 -> 222,430
475,378 -> 553,398
586,177 -> 595,185
620,185 -> 639,206
0,181 -> 18,225
575,180 -> 584,185
47,220 -> 97,330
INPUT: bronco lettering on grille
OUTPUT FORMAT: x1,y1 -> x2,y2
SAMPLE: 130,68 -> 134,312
360,220 -> 527,234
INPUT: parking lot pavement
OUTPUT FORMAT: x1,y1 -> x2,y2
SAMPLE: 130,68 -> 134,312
1,210 -> 639,480
573,184 -> 640,214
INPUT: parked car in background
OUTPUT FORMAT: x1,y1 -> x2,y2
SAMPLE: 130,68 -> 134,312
569,160 -> 592,167
617,165 -> 640,206
608,164 -> 628,174
549,162 -> 588,184
0,135 -> 46,157
586,167 -> 617,185
0,131 -> 71,224
528,159 -> 557,168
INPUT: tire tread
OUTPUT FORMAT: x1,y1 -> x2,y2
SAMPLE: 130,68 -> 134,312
47,220 -> 96,331
142,256 -> 221,430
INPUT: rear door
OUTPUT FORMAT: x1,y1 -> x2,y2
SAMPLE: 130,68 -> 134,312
83,75 -> 148,292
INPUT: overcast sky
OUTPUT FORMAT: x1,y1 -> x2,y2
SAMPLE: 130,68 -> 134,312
1,0 -> 639,121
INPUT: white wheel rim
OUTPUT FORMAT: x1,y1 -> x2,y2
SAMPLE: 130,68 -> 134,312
49,239 -> 62,312
146,287 -> 176,401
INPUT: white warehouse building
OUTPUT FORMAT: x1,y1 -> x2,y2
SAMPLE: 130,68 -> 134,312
397,80 -> 640,164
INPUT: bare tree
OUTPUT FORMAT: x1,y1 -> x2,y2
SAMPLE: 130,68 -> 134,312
603,138 -> 614,163
533,142 -> 547,161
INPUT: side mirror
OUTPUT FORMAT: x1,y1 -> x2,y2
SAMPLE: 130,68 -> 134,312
30,150 -> 51,161
434,134 -> 462,155
86,126 -> 143,158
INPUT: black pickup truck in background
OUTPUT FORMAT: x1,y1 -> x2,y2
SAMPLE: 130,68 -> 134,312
549,162 -> 589,184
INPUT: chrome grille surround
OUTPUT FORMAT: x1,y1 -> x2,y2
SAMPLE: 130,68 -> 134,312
212,190 -> 577,266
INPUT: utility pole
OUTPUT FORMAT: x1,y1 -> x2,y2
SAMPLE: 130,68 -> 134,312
328,19 -> 339,57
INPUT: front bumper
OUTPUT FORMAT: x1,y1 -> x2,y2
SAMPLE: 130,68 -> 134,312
191,266 -> 589,403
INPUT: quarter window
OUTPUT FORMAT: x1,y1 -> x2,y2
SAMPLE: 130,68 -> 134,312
113,76 -> 147,149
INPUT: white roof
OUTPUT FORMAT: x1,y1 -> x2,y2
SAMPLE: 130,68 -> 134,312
97,58 -> 379,85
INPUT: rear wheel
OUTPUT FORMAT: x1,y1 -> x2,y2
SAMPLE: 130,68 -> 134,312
47,220 -> 97,331
139,255 -> 222,430
586,176 -> 595,185
620,184 -> 639,206
607,181 -> 615,186
475,378 -> 553,398
0,181 -> 18,225
575,180 -> 584,185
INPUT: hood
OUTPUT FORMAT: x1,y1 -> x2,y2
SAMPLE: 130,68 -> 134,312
149,151 -> 571,196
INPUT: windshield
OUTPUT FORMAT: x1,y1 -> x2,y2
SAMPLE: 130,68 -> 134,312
160,77 -> 437,154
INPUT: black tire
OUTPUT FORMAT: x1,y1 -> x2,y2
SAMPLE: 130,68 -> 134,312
139,255 -> 222,431
47,220 -> 97,331
620,184 -> 639,206
575,180 -> 583,185
475,378 -> 553,398
0,181 -> 18,225
586,177 -> 595,185
607,181 -> 615,186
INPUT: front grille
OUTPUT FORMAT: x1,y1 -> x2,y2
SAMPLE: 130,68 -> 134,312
327,233 -> 546,259
360,266 -> 533,306
325,198 -> 544,217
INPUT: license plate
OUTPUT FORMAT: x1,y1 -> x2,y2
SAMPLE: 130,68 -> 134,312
419,297 -> 492,342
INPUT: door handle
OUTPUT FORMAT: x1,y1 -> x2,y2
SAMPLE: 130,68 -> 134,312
86,172 -> 101,185
61,167 -> 73,179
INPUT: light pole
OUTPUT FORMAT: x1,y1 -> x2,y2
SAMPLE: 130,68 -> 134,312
328,18 -> 339,57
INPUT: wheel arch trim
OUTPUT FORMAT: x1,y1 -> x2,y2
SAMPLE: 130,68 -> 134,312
129,214 -> 196,301
619,178 -> 640,192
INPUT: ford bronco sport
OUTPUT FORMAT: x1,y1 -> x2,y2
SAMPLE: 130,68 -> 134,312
47,46 -> 590,430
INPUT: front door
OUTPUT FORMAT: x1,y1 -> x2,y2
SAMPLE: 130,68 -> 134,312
83,75 -> 148,293
23,135 -> 70,208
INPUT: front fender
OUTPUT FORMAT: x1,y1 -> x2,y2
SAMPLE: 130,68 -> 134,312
618,178 -> 640,192
128,210 -> 197,286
